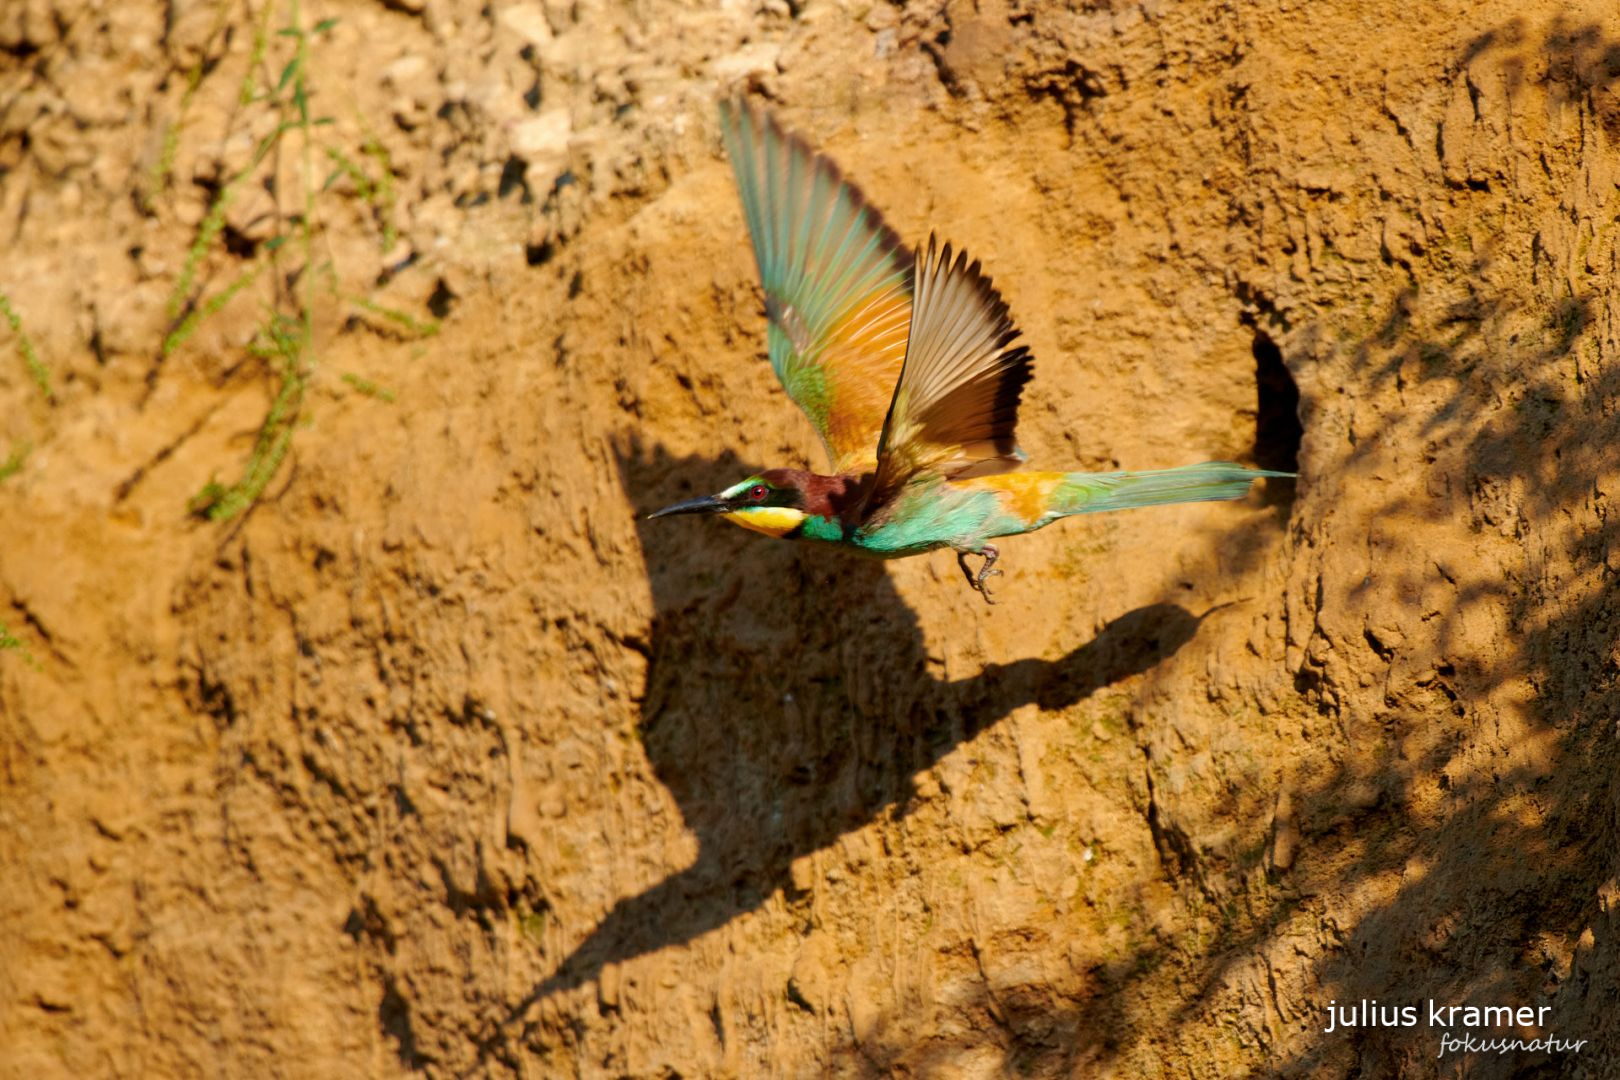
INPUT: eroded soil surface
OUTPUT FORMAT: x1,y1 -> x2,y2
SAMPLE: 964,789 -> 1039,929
3,0 -> 1618,1076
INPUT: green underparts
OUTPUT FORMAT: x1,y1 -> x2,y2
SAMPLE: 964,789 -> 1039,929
794,514 -> 845,543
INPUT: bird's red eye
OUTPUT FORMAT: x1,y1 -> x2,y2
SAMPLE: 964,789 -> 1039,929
749,484 -> 768,502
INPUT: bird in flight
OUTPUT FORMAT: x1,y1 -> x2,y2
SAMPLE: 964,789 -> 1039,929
652,101 -> 1292,603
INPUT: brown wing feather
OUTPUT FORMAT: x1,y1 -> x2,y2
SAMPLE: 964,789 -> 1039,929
869,234 -> 1034,498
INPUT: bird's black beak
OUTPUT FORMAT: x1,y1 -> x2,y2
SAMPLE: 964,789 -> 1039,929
648,494 -> 729,519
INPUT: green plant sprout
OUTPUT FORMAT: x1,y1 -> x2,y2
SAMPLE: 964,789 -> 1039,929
0,293 -> 51,401
142,0 -> 241,212
347,295 -> 440,338
163,3 -> 428,523
324,140 -> 400,251
0,441 -> 29,483
341,372 -> 396,402
0,620 -> 41,670
189,312 -> 307,520
176,3 -> 328,521
162,254 -> 274,358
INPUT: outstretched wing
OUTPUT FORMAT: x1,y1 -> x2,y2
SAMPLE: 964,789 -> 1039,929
869,234 -> 1034,499
720,100 -> 914,474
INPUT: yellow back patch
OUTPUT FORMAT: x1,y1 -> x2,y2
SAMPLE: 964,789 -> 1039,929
721,506 -> 806,538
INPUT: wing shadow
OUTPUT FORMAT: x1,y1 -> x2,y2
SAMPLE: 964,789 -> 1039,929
492,437 -> 1209,1038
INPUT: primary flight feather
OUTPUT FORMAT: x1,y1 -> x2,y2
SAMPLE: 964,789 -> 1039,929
651,101 -> 1292,603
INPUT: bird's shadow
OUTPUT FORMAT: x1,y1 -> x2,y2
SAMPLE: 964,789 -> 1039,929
493,437 -> 1211,1041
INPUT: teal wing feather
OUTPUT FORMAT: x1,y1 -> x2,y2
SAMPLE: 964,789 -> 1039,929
1051,463 -> 1291,515
720,100 -> 914,473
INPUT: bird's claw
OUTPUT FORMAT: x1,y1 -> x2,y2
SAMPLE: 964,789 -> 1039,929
976,566 -> 1003,605
956,545 -> 1002,606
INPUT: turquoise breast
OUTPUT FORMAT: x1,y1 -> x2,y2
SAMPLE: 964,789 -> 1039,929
848,483 -> 1004,557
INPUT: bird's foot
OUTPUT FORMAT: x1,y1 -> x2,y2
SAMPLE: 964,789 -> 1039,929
956,545 -> 1002,605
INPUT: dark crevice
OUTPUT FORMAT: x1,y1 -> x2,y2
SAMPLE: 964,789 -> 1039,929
525,240 -> 556,267
426,279 -> 455,319
921,31 -> 962,97
379,978 -> 428,1068
1142,753 -> 1203,890
221,224 -> 257,259
1027,59 -> 1109,137
1251,329 -> 1303,475
497,155 -> 531,202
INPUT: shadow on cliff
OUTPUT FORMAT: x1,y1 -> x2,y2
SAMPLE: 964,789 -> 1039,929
807,273 -> 1620,1078
488,436 -> 1220,1042
805,18 -> 1620,1071
1260,22 -> 1620,1065
1216,335 -> 1617,1080
1099,23 -> 1620,1066
1266,301 -> 1620,1075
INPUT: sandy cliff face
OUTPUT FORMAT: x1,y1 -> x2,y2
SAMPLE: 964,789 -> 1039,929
2,0 -> 1617,1076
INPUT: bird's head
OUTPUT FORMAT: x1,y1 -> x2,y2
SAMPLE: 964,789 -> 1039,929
649,468 -> 810,538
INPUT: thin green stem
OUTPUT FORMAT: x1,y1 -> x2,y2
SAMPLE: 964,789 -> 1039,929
0,293 -> 51,401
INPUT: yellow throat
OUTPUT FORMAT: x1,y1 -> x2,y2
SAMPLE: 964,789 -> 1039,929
720,506 -> 806,538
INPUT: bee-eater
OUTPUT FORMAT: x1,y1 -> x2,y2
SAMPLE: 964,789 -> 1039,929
652,101 -> 1293,603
